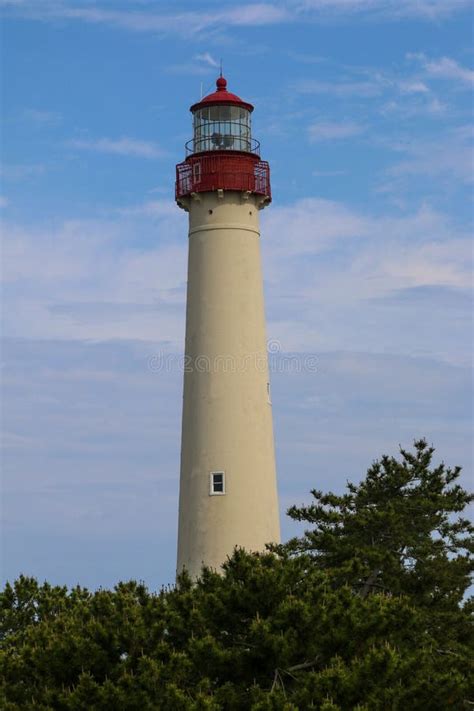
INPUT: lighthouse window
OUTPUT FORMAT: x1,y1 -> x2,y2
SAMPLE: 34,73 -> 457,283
193,105 -> 251,154
210,472 -> 225,495
193,162 -> 201,183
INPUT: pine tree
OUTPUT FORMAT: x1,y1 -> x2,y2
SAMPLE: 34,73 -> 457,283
1,440 -> 472,709
277,439 -> 473,609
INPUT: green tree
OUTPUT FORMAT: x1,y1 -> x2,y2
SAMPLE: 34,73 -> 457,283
276,439 -> 473,607
1,440 -> 472,710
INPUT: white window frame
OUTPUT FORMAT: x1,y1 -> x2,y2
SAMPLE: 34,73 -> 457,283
210,471 -> 226,496
193,161 -> 201,184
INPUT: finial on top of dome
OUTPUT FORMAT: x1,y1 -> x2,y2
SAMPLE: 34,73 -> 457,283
216,75 -> 227,91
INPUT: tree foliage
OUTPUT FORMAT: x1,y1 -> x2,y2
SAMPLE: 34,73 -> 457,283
277,439 -> 473,607
1,441 -> 472,710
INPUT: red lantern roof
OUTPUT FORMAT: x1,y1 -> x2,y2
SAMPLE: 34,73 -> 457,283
190,76 -> 254,113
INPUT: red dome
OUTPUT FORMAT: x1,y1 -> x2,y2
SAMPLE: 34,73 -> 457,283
190,76 -> 254,113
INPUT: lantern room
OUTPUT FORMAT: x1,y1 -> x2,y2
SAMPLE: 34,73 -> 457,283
176,76 -> 271,206
192,104 -> 251,153
188,76 -> 256,155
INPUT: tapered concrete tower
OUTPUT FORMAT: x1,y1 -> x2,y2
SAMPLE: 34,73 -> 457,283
175,76 -> 280,579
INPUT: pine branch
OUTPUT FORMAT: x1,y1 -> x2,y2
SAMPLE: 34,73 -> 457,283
286,658 -> 320,672
358,569 -> 381,598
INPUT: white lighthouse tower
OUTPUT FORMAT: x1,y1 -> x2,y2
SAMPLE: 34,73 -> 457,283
175,76 -> 280,579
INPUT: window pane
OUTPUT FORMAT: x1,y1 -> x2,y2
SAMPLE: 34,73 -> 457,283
211,472 -> 225,494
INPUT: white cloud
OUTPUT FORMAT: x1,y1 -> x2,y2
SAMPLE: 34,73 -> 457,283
67,137 -> 165,159
294,79 -> 381,98
22,108 -> 62,125
0,163 -> 46,181
222,4 -> 288,25
1,203 -> 187,343
407,53 -> 474,86
293,0 -> 471,20
4,0 -> 469,37
117,200 -> 177,218
195,52 -> 219,68
263,197 -> 370,257
5,3 -> 289,36
308,120 -> 365,141
165,52 -> 223,76
379,95 -> 447,118
260,198 -> 472,363
385,126 -> 474,183
294,73 -> 430,100
312,169 -> 347,176
424,57 -> 474,85
397,80 -> 429,94
165,63 -> 212,76
1,196 -> 471,366
287,51 -> 327,64
292,56 -> 466,118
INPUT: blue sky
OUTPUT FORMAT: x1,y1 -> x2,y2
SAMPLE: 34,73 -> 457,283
1,0 -> 473,589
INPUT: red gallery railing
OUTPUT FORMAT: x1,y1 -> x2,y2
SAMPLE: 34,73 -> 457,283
176,152 -> 271,202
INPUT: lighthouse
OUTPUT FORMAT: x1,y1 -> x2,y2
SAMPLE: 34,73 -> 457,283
175,76 -> 280,579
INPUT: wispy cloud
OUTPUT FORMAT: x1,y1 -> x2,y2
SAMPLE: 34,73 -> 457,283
261,198 -> 472,364
67,137 -> 165,159
1,203 -> 187,342
379,96 -> 447,118
291,61 -> 453,123
309,121 -> 365,141
287,51 -> 327,64
22,108 -> 62,125
295,72 -> 437,101
195,52 -> 219,68
117,201 -> 177,219
385,126 -> 474,183
3,3 -> 289,37
292,50 -> 471,106
397,80 -> 429,94
424,57 -> 474,86
166,51 -> 220,76
294,78 -> 381,98
2,0 -> 469,37
263,198 -> 472,291
0,163 -> 46,181
293,0 -> 471,20
3,196 -> 470,363
165,63 -> 213,76
0,195 -> 9,208
407,53 -> 474,86
223,4 -> 288,26
312,169 -> 347,177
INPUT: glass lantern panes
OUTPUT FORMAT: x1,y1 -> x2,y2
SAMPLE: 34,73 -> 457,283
193,105 -> 251,153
